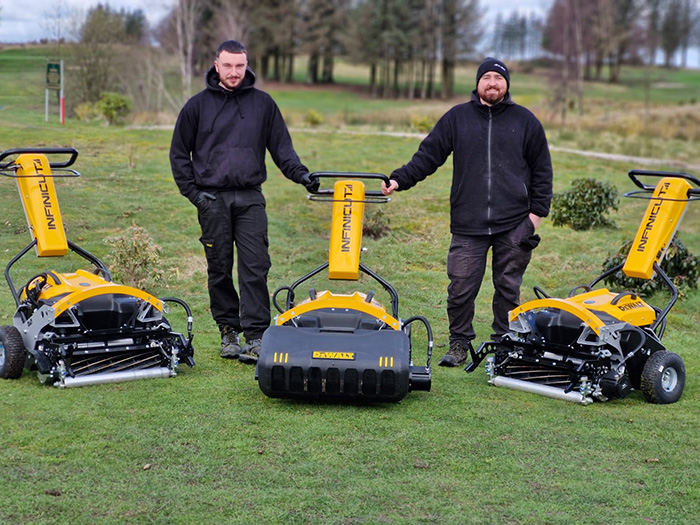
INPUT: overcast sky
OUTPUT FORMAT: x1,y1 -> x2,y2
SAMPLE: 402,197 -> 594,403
0,0 -> 553,44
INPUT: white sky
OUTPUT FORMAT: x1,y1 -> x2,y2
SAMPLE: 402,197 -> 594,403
0,0 -> 552,44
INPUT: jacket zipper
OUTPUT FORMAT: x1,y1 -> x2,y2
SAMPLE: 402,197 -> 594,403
486,107 -> 493,235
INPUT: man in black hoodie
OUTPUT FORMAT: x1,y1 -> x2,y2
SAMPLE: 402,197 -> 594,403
170,40 -> 317,363
382,58 -> 553,367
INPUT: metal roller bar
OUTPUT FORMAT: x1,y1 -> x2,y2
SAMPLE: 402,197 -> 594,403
56,367 -> 174,388
489,375 -> 593,405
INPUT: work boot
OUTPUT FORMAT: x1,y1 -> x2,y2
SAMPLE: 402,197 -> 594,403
220,325 -> 242,359
238,338 -> 262,364
438,341 -> 471,367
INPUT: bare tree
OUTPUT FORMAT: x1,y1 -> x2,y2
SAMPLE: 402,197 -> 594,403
175,0 -> 201,102
215,0 -> 254,44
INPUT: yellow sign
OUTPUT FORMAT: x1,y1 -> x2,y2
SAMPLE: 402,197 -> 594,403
312,351 -> 355,360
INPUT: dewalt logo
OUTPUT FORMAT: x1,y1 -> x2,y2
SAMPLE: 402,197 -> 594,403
312,351 -> 355,360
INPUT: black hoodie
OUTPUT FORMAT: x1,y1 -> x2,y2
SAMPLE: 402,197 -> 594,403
170,65 -> 308,203
390,90 -> 553,236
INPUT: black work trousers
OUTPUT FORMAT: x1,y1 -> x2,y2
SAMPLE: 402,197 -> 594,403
197,189 -> 271,340
446,217 -> 538,345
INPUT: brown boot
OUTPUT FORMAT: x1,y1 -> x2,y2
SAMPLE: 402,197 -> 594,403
219,325 -> 242,359
438,341 -> 471,367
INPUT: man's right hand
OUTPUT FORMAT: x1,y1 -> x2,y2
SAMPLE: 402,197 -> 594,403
194,191 -> 216,211
381,179 -> 399,196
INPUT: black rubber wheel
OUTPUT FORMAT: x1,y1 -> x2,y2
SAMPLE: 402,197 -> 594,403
641,351 -> 685,404
0,325 -> 27,379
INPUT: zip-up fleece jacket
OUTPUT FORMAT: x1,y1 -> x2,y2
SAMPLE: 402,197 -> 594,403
390,91 -> 553,236
170,66 -> 308,204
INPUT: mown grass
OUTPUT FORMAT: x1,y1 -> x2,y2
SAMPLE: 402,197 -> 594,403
0,46 -> 699,524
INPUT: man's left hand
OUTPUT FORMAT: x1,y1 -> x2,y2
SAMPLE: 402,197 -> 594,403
301,173 -> 320,193
529,213 -> 541,229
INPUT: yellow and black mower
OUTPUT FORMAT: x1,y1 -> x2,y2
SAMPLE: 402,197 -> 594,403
256,172 -> 433,402
465,169 -> 699,405
0,148 -> 194,387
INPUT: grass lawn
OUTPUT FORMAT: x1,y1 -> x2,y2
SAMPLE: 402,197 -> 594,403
0,46 -> 699,524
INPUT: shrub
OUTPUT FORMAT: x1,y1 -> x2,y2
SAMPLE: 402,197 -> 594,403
602,236 -> 700,296
73,102 -> 101,122
103,226 -> 166,291
409,114 -> 434,133
551,177 -> 619,230
96,92 -> 133,125
303,109 -> 323,127
363,208 -> 391,239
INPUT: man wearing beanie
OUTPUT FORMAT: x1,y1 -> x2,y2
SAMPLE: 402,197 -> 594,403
382,57 -> 553,367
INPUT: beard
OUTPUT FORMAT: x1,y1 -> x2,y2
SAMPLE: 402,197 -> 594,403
220,77 -> 243,90
479,87 -> 506,105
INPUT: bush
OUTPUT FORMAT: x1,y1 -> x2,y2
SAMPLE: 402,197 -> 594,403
602,236 -> 700,296
96,92 -> 133,125
409,114 -> 434,133
73,102 -> 101,122
103,226 -> 166,291
363,208 -> 391,239
303,109 -> 323,127
551,177 -> 619,230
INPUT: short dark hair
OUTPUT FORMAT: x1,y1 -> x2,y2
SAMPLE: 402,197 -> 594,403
216,40 -> 247,58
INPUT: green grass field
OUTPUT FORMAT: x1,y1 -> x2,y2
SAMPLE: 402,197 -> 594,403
1,46 -> 699,524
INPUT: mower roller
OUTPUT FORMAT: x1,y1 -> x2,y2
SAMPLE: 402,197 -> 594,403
465,169 -> 699,405
0,148 -> 194,388
256,172 -> 433,402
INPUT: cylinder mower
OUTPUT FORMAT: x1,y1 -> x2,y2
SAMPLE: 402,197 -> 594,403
256,172 -> 433,402
465,169 -> 699,405
0,148 -> 194,388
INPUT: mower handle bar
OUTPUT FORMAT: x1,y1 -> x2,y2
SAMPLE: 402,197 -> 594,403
0,147 -> 80,171
308,171 -> 390,198
627,169 -> 700,198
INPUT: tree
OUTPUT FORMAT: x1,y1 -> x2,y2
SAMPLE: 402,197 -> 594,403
659,0 -> 684,66
123,9 -> 148,45
440,0 -> 482,98
72,4 -> 127,104
174,0 -> 201,102
644,0 -> 666,66
678,0 -> 700,68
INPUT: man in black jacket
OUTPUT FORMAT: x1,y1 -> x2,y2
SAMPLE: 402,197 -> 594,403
170,40 -> 317,363
382,58 -> 553,367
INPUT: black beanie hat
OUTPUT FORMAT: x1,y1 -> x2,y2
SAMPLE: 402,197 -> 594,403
476,57 -> 510,90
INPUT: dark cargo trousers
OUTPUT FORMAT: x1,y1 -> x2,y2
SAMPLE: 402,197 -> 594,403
197,188 -> 271,340
446,216 -> 538,345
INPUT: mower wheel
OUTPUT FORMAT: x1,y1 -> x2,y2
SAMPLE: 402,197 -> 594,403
0,325 -> 27,379
641,351 -> 685,404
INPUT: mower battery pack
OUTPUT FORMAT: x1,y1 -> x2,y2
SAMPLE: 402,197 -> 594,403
257,326 -> 417,402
